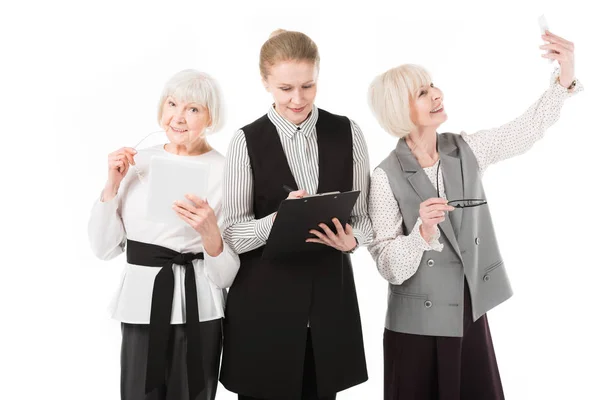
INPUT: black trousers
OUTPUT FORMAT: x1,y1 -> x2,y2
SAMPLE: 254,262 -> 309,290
383,284 -> 504,400
238,330 -> 337,400
121,318 -> 222,400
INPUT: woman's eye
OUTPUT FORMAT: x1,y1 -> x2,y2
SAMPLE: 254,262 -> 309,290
419,90 -> 427,97
280,87 -> 291,91
190,108 -> 198,113
168,101 -> 176,106
430,82 -> 435,88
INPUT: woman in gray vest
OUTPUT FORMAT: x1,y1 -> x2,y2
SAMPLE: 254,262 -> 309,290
220,30 -> 372,400
367,30 -> 581,399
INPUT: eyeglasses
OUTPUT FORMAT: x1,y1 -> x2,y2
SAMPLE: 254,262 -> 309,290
130,130 -> 166,183
436,160 -> 487,208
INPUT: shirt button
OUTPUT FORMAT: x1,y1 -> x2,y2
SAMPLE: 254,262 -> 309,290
475,237 -> 480,245
427,259 -> 435,267
424,300 -> 433,308
483,274 -> 491,282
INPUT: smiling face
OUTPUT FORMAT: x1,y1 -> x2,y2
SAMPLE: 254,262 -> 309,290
409,82 -> 447,130
262,60 -> 318,125
160,96 -> 211,147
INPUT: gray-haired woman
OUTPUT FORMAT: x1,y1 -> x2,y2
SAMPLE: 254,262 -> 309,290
367,31 -> 581,400
88,69 -> 240,400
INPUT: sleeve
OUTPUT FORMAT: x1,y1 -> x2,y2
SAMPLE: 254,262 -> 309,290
221,130 -> 277,254
462,68 -> 583,173
368,168 -> 443,285
348,120 -> 373,247
202,192 -> 241,289
87,190 -> 127,261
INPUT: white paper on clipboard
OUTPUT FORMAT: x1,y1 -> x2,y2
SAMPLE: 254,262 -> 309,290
145,156 -> 211,225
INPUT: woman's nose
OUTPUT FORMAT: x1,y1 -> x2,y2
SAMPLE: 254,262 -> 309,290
292,89 -> 303,104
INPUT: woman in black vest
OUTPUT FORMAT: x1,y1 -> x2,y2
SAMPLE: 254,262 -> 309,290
220,30 -> 373,400
367,31 -> 580,399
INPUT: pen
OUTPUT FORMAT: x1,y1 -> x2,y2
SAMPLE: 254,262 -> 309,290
283,185 -> 295,193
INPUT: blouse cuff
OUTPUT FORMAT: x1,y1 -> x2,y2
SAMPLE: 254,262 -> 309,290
411,218 -> 444,252
255,212 -> 276,242
353,228 -> 367,247
203,242 -> 240,288
550,67 -> 584,97
93,191 -> 119,215
203,241 -> 226,260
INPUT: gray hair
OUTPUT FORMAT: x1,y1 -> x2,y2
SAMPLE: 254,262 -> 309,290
157,69 -> 224,134
368,64 -> 431,138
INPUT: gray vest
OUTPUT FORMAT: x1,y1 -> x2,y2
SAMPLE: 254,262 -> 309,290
378,133 -> 513,337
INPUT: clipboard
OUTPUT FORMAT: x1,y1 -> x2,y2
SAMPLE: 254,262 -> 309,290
262,190 -> 360,259
145,156 -> 211,225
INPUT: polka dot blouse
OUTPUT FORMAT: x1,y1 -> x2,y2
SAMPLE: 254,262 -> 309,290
368,70 -> 583,285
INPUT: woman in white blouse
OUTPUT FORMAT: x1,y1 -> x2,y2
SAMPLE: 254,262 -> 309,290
367,31 -> 581,399
88,69 -> 240,400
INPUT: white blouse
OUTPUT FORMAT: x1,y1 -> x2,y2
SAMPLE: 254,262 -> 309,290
88,144 -> 240,324
368,71 -> 583,285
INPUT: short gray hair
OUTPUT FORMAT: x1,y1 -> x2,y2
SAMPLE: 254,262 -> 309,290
157,69 -> 224,134
368,64 -> 431,138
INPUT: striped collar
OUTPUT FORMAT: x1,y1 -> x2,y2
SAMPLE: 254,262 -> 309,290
267,104 -> 319,139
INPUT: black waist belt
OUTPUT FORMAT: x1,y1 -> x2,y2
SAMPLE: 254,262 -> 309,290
126,239 -> 205,400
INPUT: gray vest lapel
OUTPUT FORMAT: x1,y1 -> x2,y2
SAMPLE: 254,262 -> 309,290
438,142 -> 464,238
394,139 -> 462,259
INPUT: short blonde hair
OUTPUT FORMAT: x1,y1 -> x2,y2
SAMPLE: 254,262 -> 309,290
368,64 -> 431,138
157,69 -> 224,134
259,29 -> 320,80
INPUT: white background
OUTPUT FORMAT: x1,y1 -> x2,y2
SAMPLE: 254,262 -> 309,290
1,0 -> 598,398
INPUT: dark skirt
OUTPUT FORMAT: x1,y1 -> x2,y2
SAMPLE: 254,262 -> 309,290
383,284 -> 504,400
121,318 -> 222,400
238,329 -> 336,400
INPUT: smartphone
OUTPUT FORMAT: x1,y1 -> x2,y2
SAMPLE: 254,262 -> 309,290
538,14 -> 553,63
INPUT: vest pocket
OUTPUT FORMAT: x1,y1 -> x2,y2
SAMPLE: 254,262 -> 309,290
389,287 -> 428,299
484,260 -> 504,273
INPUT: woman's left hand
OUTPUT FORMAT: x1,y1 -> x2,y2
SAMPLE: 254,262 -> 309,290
173,194 -> 223,256
540,30 -> 575,88
306,218 -> 358,252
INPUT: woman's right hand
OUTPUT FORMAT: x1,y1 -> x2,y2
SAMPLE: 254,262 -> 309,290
419,198 -> 454,242
102,147 -> 137,201
287,189 -> 308,200
273,189 -> 308,221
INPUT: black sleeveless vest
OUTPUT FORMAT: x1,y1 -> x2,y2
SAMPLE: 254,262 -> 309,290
220,109 -> 368,399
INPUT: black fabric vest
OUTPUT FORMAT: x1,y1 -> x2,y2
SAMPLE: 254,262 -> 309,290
220,109 -> 368,399
245,110 -> 353,219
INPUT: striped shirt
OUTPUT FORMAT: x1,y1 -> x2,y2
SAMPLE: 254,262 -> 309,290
223,104 -> 373,254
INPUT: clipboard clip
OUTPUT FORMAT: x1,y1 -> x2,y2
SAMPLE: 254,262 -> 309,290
282,185 -> 340,198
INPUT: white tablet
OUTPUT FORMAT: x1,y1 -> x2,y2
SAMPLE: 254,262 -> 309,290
145,156 -> 211,225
